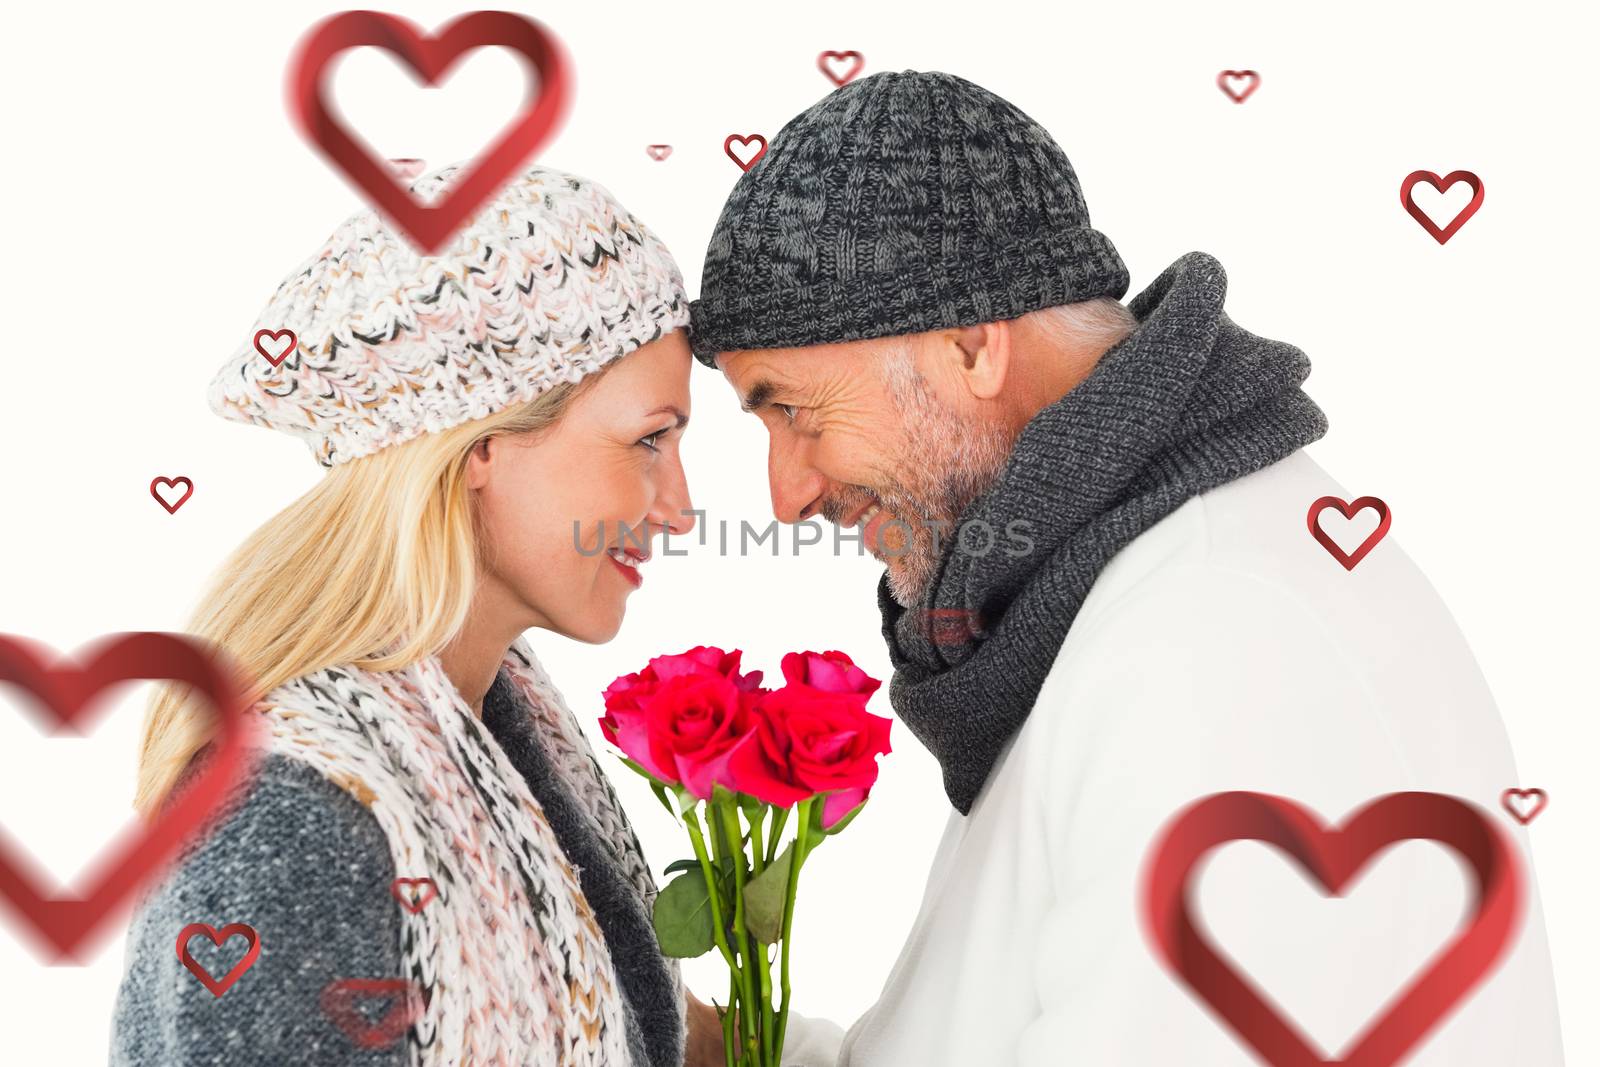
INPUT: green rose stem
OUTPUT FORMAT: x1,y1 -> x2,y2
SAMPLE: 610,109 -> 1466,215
747,804 -> 777,1062
766,806 -> 790,865
685,808 -> 740,1067
774,796 -> 817,1057
715,798 -> 762,1063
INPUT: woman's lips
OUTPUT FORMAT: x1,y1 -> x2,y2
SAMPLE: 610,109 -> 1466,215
607,551 -> 643,587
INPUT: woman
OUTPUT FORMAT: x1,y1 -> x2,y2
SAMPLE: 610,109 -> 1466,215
108,161 -> 736,1066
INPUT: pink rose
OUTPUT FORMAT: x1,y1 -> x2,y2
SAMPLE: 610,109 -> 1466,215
601,646 -> 765,783
779,650 -> 881,699
756,685 -> 893,828
607,670 -> 811,807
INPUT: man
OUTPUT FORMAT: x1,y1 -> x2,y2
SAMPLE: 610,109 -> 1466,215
687,70 -> 1565,1065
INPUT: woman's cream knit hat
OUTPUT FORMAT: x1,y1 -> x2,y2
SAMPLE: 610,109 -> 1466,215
208,161 -> 690,468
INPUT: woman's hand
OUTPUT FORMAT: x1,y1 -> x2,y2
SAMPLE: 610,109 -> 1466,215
685,990 -> 736,1066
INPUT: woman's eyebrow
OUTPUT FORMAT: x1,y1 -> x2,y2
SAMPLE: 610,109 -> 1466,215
645,404 -> 689,428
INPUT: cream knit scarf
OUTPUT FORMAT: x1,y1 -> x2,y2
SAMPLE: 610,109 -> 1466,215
255,634 -> 679,1065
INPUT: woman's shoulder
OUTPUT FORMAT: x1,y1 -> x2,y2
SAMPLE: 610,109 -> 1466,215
112,751 -> 406,1064
146,750 -> 398,925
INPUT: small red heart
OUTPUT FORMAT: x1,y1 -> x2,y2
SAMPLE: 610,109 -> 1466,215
389,876 -> 438,913
253,328 -> 298,368
176,922 -> 260,997
287,10 -> 573,255
645,144 -> 673,162
724,134 -> 768,173
320,977 -> 423,1049
1500,788 -> 1548,826
1400,170 -> 1484,245
1307,495 -> 1391,571
150,476 -> 194,515
0,633 -> 260,960
919,608 -> 988,647
1216,69 -> 1261,103
1143,791 -> 1523,1067
817,50 -> 865,88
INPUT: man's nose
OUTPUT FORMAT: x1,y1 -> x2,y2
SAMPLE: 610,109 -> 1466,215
768,431 -> 827,524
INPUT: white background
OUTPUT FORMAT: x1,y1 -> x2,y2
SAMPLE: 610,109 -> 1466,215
0,0 -> 1594,1062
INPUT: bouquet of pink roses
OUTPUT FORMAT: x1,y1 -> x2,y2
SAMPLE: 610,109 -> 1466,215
600,645 -> 893,1067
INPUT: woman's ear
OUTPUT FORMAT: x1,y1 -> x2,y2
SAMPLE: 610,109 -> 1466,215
950,320 -> 1011,401
464,436 -> 494,491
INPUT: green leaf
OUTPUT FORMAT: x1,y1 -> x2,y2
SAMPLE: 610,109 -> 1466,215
743,842 -> 796,943
661,858 -> 701,878
648,781 -> 677,819
616,755 -> 659,782
652,871 -> 716,958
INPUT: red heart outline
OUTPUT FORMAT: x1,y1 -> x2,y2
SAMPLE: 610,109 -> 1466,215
388,876 -> 437,913
286,10 -> 573,255
1500,788 -> 1548,826
252,328 -> 298,368
724,134 -> 768,173
176,921 -> 260,996
645,144 -> 673,161
149,476 -> 195,515
1217,69 -> 1261,104
1307,495 -> 1391,571
320,976 -> 424,1049
0,632 -> 261,961
817,50 -> 865,88
1400,170 -> 1484,245
1142,791 -> 1523,1067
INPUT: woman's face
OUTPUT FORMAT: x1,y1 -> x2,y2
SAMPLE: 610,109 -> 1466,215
467,331 -> 696,644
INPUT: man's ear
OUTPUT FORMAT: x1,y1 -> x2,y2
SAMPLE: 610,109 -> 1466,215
948,320 -> 1011,401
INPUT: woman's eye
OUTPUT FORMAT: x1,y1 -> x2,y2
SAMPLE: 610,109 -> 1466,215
638,430 -> 665,452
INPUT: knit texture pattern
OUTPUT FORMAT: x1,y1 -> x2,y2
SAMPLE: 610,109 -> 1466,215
878,250 -> 1331,815
688,70 -> 1128,364
209,162 -> 691,467
240,634 -> 665,1064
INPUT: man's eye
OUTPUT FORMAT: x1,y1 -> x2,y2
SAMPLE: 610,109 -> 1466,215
776,404 -> 798,422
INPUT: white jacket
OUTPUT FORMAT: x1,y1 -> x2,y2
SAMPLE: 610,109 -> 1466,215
798,448 -> 1565,1066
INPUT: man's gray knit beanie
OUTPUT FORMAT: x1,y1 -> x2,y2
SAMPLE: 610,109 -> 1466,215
689,69 -> 1130,366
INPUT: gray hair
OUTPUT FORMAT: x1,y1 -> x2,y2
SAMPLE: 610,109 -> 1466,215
875,297 -> 1137,375
1021,296 -> 1138,354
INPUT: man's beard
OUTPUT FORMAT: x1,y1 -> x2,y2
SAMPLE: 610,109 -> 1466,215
825,355 -> 1016,609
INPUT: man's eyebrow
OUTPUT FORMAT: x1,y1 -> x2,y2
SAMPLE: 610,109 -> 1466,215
645,404 -> 689,428
738,378 -> 779,414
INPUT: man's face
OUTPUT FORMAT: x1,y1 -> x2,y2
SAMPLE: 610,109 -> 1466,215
717,335 -> 1015,607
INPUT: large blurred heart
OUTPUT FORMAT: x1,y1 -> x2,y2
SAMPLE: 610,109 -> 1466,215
287,10 -> 573,255
1143,791 -> 1523,1066
0,632 -> 260,960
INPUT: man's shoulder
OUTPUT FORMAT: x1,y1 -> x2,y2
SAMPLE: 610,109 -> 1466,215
1068,449 -> 1443,649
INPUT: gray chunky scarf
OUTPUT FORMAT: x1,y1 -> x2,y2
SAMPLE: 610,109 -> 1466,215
876,250 -> 1330,815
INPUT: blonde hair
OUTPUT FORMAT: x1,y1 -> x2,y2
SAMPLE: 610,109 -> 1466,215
133,373 -> 602,818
